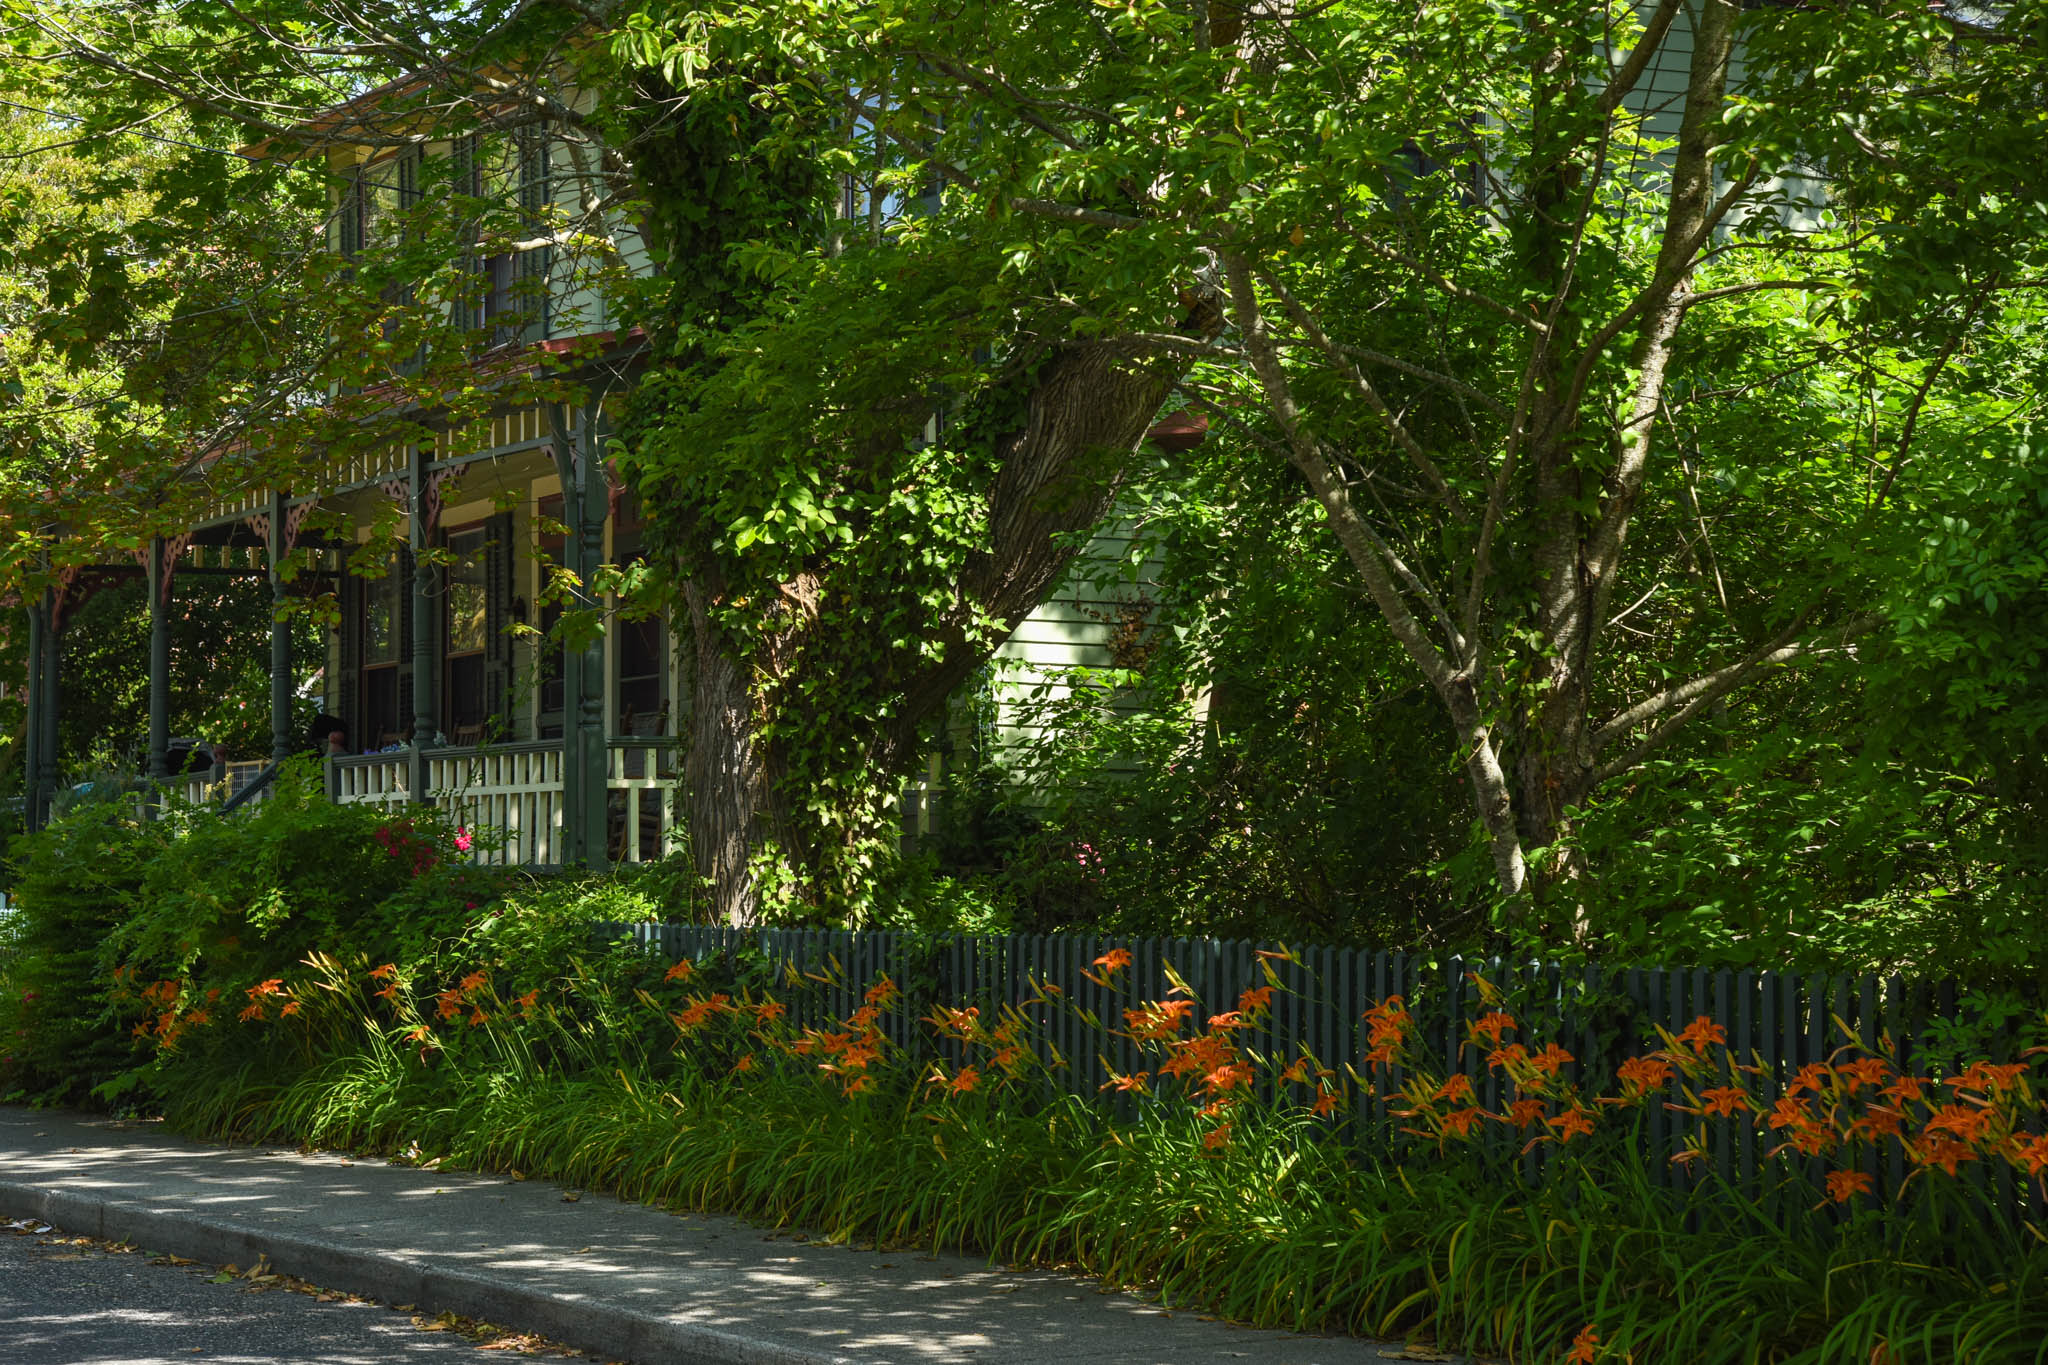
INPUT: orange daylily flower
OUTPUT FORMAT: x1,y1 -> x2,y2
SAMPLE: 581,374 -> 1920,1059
1676,1015 -> 1726,1054
1550,1106 -> 1595,1144
1616,1054 -> 1672,1098
1092,948 -> 1134,973
2008,1133 -> 2048,1177
1825,1169 -> 1874,1204
1924,1102 -> 1994,1145
1125,999 -> 1195,1041
1202,1122 -> 1233,1151
1470,1010 -> 1517,1045
1203,1063 -> 1254,1096
663,958 -> 695,984
1881,1073 -> 1927,1105
1948,1061 -> 2029,1094
1700,1086 -> 1750,1118
1440,1106 -> 1485,1139
1834,1057 -> 1889,1094
1567,1323 -> 1600,1365
1434,1073 -> 1475,1105
1786,1062 -> 1830,1098
1912,1136 -> 1978,1176
950,1066 -> 981,1094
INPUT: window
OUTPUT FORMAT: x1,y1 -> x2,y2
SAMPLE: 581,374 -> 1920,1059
364,554 -> 402,664
612,494 -> 665,734
452,132 -> 545,346
444,525 -> 490,733
536,494 -> 565,738
359,552 -> 405,747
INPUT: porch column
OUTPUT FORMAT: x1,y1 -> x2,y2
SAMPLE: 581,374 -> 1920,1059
37,591 -> 60,826
268,492 -> 293,764
22,597 -> 42,830
146,537 -> 171,783
551,401 -> 610,868
408,444 -> 439,802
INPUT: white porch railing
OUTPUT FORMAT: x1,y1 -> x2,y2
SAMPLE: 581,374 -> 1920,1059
325,738 -> 680,868
428,741 -> 564,867
608,738 -> 681,864
328,751 -> 411,815
171,760 -> 275,809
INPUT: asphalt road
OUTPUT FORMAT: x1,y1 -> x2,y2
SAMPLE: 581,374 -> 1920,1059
0,1222 -> 585,1365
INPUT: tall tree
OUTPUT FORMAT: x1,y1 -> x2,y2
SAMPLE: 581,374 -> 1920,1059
7,0 -> 2044,929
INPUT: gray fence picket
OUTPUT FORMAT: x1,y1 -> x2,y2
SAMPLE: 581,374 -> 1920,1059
596,922 -> 2039,1228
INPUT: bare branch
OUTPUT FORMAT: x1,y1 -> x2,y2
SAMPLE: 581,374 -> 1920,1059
1254,263 -> 1466,520
1592,616 -> 1881,779
1598,0 -> 1685,116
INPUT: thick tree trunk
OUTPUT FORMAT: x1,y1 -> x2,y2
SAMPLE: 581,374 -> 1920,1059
680,330 -> 1203,924
684,580 -> 768,925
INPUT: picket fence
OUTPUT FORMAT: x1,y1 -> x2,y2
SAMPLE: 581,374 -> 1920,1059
601,922 -> 2041,1220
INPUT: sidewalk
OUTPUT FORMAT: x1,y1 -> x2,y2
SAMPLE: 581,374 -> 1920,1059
0,1106 -> 1430,1365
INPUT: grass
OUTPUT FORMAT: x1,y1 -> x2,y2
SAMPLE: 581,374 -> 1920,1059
144,957 -> 2048,1365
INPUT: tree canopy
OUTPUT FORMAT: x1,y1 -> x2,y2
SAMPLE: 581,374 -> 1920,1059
4,0 -> 2046,960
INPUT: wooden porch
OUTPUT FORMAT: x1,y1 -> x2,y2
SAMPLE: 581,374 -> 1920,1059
173,737 -> 682,867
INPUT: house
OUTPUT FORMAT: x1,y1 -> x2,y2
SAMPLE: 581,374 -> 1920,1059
11,82 -> 1163,869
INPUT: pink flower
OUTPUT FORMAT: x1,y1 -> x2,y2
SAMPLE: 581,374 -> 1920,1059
454,827 -> 473,853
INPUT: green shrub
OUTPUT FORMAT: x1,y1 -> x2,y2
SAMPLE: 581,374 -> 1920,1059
0,789 -> 166,1103
0,761 -> 527,1106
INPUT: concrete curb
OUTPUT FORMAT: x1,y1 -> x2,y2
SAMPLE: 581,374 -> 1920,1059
0,1178 -> 855,1365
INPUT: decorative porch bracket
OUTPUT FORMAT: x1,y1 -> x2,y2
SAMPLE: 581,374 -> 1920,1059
550,400 -> 610,869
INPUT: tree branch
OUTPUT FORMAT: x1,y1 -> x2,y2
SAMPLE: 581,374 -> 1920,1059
1592,616 -> 1881,780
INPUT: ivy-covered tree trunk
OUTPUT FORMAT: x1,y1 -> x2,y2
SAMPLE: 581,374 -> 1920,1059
616,64 -> 1211,922
671,335 -> 1194,924
681,577 -> 769,924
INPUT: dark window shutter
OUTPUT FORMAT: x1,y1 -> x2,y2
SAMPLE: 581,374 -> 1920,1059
516,126 -> 551,340
484,511 -> 514,736
338,568 -> 362,746
452,136 -> 480,335
396,544 -> 415,736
